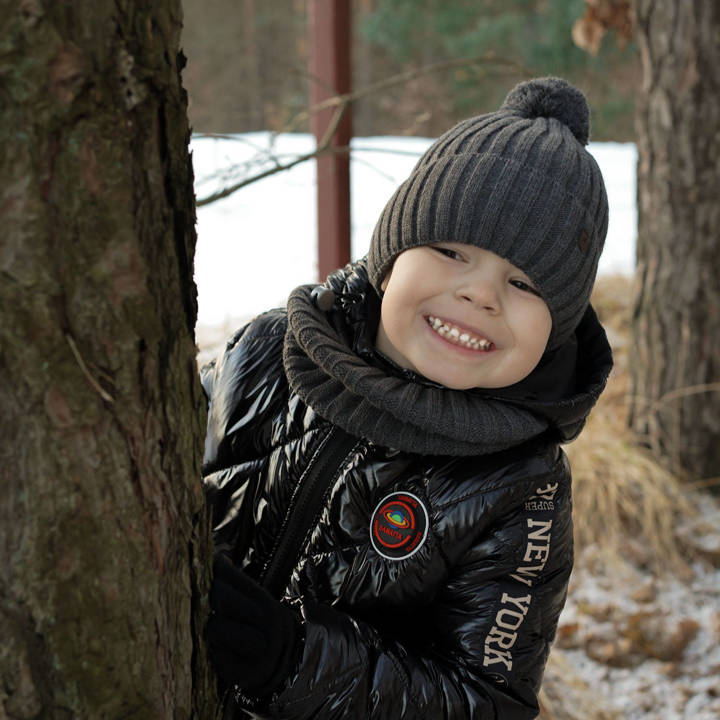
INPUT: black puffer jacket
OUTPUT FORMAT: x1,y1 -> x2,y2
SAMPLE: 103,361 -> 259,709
202,261 -> 612,720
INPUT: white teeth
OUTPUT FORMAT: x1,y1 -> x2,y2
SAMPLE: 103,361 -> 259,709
426,315 -> 492,352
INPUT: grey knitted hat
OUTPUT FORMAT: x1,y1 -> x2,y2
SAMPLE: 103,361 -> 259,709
367,76 -> 609,350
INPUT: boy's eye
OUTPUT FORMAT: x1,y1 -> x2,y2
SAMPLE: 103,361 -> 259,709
432,246 -> 463,261
510,279 -> 541,296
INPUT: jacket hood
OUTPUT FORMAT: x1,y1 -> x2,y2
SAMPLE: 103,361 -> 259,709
485,303 -> 613,442
284,260 -> 612,455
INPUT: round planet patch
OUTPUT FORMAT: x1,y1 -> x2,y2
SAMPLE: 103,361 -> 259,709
370,491 -> 429,560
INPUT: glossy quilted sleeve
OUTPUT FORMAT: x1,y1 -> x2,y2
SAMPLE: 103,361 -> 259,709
200,310 -> 290,557
201,310 -> 289,475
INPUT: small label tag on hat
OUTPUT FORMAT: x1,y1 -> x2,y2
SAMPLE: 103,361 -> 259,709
578,229 -> 590,253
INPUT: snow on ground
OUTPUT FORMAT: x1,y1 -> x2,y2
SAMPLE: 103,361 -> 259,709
192,132 -> 637,330
555,499 -> 720,720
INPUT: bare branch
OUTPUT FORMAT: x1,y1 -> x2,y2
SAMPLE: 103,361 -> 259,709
197,144 -> 349,207
196,53 -> 531,207
285,53 -> 530,133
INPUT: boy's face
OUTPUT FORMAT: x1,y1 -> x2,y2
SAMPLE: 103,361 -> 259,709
375,244 -> 552,390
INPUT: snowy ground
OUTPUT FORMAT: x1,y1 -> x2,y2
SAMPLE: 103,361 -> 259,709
556,499 -> 720,720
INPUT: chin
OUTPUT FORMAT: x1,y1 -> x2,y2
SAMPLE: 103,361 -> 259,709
422,371 -> 479,391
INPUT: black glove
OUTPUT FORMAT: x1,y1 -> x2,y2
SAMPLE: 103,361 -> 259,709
208,553 -> 300,697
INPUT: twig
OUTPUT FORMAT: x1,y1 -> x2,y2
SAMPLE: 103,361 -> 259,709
686,476 -> 720,490
285,53 -> 531,133
197,145 -> 345,206
196,53 -> 531,206
66,333 -> 114,403
649,382 -> 720,413
624,382 -> 720,414
351,146 -> 424,157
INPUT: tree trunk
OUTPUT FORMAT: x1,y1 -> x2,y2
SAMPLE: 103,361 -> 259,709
629,0 -> 720,482
0,1 -> 215,718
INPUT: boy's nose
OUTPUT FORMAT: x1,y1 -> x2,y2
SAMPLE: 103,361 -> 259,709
455,280 -> 500,313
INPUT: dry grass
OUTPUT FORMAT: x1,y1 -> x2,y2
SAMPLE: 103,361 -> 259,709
538,650 -> 621,720
566,274 -> 699,574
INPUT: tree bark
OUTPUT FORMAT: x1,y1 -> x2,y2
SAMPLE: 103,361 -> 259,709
0,1 -> 215,717
630,0 -> 720,481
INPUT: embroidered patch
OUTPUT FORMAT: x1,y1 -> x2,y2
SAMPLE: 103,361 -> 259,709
370,492 -> 429,560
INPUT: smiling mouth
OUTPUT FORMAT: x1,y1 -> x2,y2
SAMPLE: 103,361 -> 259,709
426,315 -> 494,351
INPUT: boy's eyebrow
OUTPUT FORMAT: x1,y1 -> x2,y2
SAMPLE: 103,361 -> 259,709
432,242 -> 542,289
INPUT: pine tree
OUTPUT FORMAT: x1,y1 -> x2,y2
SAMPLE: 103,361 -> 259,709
0,1 -> 215,716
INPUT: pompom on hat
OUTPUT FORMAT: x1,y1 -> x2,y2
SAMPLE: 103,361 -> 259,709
367,77 -> 609,351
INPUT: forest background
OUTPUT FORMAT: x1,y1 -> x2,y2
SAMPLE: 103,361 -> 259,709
180,0 -> 638,141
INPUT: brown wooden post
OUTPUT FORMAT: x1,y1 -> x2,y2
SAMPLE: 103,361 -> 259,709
309,0 -> 352,280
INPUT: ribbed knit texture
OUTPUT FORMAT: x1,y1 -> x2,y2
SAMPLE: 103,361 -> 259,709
283,262 -> 613,456
367,77 -> 609,351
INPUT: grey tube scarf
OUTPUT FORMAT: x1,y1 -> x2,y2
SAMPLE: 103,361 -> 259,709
283,279 -> 557,456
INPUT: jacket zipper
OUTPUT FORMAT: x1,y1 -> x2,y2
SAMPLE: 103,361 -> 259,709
260,426 -> 360,597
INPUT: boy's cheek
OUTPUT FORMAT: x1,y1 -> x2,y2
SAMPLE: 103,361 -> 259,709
379,253 -> 403,293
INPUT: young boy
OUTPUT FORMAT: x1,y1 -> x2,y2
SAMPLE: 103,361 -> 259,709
201,77 -> 613,719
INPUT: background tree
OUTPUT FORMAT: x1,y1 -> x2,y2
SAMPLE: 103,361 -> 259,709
628,0 -> 720,482
359,0 -> 637,138
0,1 -> 215,717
